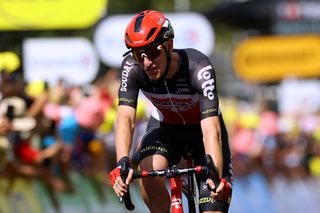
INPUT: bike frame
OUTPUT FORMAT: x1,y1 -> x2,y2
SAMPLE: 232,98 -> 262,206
169,153 -> 195,213
170,174 -> 184,213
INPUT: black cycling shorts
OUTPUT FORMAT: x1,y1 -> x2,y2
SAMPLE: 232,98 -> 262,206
135,116 -> 232,212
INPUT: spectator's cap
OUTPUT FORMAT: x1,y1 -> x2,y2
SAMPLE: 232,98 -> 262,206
0,52 -> 20,73
0,96 -> 36,132
26,80 -> 48,98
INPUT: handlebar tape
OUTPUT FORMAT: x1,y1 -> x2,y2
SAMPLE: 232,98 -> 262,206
120,161 -> 135,210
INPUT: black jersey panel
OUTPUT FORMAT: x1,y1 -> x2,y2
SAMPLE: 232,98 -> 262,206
118,56 -> 140,108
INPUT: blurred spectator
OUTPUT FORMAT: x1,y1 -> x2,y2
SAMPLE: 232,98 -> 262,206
0,117 -> 11,136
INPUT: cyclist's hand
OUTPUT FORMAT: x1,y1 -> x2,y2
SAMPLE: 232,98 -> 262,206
109,157 -> 133,197
206,178 -> 231,202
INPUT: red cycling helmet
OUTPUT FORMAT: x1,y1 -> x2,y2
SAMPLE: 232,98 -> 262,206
125,10 -> 174,48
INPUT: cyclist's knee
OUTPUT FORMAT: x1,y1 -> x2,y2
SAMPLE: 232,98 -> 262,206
139,154 -> 168,170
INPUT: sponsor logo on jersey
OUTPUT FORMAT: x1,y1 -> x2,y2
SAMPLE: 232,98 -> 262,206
120,61 -> 134,92
176,87 -> 190,94
176,83 -> 188,87
202,108 -> 217,115
197,65 -> 215,100
119,97 -> 135,104
151,97 -> 195,111
177,78 -> 187,82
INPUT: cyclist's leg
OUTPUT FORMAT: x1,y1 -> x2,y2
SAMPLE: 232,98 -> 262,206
139,154 -> 170,213
135,117 -> 182,213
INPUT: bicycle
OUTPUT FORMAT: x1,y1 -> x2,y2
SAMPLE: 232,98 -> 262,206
119,154 -> 220,213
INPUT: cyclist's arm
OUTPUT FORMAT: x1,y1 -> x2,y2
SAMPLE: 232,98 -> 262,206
188,50 -> 223,178
111,58 -> 140,198
115,105 -> 136,160
200,116 -> 223,179
116,57 -> 140,160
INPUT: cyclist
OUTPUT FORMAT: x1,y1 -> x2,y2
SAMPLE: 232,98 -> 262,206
109,10 -> 232,213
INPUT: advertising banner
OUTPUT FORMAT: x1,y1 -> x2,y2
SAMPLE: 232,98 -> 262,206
233,34 -> 320,82
23,38 -> 99,85
0,0 -> 107,30
274,1 -> 320,34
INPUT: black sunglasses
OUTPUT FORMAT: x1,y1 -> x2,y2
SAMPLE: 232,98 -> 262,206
123,42 -> 163,62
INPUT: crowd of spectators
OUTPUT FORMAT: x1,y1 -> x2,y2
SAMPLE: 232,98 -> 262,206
222,97 -> 320,182
1,68 -> 320,211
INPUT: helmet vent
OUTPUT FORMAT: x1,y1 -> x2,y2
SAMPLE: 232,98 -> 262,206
146,28 -> 157,41
134,13 -> 145,32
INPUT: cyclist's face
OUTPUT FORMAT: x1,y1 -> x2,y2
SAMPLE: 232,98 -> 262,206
132,42 -> 168,80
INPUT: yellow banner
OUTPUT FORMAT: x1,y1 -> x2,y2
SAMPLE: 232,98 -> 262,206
0,0 -> 107,30
233,34 -> 320,82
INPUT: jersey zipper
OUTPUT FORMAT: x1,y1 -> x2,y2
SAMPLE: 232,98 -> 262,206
164,80 -> 186,125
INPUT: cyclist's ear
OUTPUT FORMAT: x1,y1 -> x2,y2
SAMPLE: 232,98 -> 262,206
163,39 -> 173,54
168,39 -> 173,53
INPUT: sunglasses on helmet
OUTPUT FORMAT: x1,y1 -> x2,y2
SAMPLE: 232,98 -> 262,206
123,42 -> 163,62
